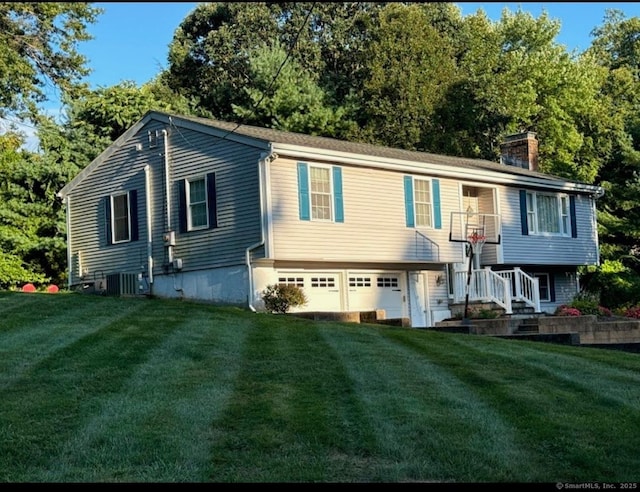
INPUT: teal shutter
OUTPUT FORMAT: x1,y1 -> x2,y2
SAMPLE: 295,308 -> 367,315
432,179 -> 441,229
519,190 -> 529,235
404,176 -> 414,227
297,162 -> 310,221
332,166 -> 344,223
569,195 -> 577,238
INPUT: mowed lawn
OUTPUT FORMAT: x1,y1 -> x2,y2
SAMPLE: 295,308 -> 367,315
1,291 -> 639,483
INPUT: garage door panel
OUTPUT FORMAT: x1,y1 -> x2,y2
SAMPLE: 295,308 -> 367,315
277,272 -> 342,312
347,272 -> 404,319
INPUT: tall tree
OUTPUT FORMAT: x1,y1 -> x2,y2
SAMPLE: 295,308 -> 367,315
0,2 -> 101,121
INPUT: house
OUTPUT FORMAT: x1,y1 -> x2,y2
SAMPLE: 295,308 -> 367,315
57,111 -> 605,327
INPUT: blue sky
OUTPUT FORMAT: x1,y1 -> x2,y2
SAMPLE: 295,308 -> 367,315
74,2 -> 640,100
40,2 -> 640,111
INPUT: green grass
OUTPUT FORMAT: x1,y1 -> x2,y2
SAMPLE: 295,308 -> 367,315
1,290 -> 639,483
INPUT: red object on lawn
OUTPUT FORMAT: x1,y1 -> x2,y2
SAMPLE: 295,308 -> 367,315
22,283 -> 36,293
47,284 -> 59,293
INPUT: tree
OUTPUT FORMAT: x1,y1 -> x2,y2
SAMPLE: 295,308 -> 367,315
0,2 -> 101,121
231,42 -> 352,136
352,3 -> 458,150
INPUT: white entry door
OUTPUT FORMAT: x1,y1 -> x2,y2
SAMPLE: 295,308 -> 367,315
409,272 -> 427,327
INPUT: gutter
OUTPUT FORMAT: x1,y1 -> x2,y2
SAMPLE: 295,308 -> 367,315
144,165 -> 154,289
64,195 -> 72,290
246,149 -> 274,312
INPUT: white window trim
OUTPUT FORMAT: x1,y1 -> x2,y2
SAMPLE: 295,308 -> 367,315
111,192 -> 131,244
186,176 -> 209,231
533,273 -> 551,302
308,164 -> 334,222
526,191 -> 571,236
413,177 -> 434,228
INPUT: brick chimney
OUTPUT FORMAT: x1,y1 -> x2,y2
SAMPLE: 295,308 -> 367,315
500,131 -> 538,171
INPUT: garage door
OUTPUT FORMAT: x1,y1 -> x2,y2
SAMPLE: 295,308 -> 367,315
347,272 -> 404,319
277,273 -> 342,312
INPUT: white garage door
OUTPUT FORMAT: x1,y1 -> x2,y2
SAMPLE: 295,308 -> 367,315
277,273 -> 342,312
347,272 -> 404,319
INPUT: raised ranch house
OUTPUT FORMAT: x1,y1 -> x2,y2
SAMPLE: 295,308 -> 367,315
57,111 -> 604,328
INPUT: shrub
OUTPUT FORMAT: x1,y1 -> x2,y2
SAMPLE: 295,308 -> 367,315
623,306 -> 640,319
555,305 -> 581,317
261,284 -> 307,314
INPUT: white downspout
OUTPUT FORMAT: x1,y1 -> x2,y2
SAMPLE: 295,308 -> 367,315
144,165 -> 154,288
246,150 -> 273,311
162,128 -> 173,265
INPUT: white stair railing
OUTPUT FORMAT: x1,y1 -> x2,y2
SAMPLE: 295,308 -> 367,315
453,268 -> 512,314
454,267 -> 541,314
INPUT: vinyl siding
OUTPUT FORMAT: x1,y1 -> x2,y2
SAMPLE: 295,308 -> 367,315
269,157 -> 465,263
500,189 -> 599,265
66,120 -> 263,285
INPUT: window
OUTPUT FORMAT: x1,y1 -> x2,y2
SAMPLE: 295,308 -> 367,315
311,277 -> 335,288
178,173 -> 217,233
310,166 -> 332,220
377,277 -> 399,288
111,193 -> 130,243
533,273 -> 551,302
414,179 -> 433,227
403,176 -> 441,229
278,277 -> 304,288
105,190 -> 138,245
187,177 -> 208,230
297,163 -> 344,223
525,192 -> 571,236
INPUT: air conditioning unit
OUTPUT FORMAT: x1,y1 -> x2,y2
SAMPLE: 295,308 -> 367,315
106,273 -> 140,296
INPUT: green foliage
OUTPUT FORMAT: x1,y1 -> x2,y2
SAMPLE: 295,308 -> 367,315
0,2 -> 101,120
579,260 -> 640,310
261,284 -> 307,314
231,42 -> 352,136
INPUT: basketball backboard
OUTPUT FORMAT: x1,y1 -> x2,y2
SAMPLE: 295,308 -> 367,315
449,211 -> 501,244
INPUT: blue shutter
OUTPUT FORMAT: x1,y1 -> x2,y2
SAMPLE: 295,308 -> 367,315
129,190 -> 139,242
519,190 -> 529,235
178,179 -> 187,233
297,162 -> 310,221
404,176 -> 414,227
104,196 -> 112,245
432,179 -> 441,229
207,172 -> 218,229
569,195 -> 577,238
333,166 -> 344,223
549,273 -> 556,302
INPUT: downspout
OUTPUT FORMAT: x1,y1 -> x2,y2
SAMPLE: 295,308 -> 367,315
162,128 -> 174,265
64,195 -> 72,290
144,165 -> 154,290
246,150 -> 273,312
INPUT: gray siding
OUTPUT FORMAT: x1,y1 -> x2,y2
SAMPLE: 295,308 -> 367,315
500,189 -> 599,266
66,121 -> 263,286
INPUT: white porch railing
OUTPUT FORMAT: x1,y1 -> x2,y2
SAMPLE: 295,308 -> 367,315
453,267 -> 541,314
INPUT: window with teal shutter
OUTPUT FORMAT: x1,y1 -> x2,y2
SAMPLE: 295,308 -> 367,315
298,162 -> 344,222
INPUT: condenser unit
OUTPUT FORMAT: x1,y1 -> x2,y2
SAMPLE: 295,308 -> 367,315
106,273 -> 140,296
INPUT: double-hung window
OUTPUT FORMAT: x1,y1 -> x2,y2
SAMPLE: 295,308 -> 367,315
178,173 -> 217,233
187,177 -> 208,230
105,190 -> 138,245
403,176 -> 441,229
310,166 -> 332,221
297,162 -> 344,223
525,192 -> 571,236
111,193 -> 130,243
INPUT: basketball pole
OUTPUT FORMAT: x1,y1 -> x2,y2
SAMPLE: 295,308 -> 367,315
464,243 -> 474,320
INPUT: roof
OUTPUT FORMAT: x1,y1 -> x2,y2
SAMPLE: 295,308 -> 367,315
58,110 -> 605,198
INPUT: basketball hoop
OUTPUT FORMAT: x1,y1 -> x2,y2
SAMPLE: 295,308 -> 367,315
467,230 -> 487,256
